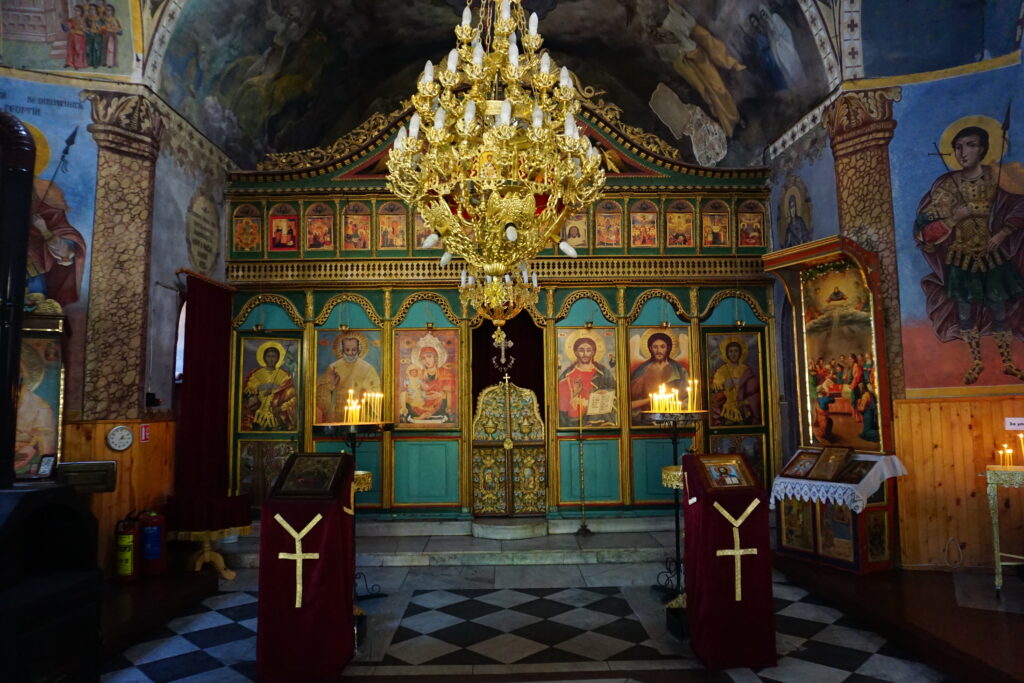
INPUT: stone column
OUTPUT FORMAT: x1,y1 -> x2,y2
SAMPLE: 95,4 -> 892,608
823,87 -> 906,399
82,92 -> 164,419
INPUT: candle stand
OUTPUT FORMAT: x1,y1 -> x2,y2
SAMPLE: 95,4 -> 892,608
643,410 -> 707,609
314,421 -> 393,599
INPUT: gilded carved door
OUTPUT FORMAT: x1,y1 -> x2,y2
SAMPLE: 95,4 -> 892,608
471,377 -> 546,516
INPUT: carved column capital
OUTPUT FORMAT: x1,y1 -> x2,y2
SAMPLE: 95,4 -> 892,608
824,87 -> 901,157
83,91 -> 165,160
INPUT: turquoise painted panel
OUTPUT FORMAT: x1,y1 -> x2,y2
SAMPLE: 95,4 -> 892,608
396,299 -> 458,328
314,439 -> 382,505
632,437 -> 691,502
557,296 -> 613,327
633,297 -> 687,326
393,440 -> 460,504
703,296 -> 763,326
317,301 -> 379,330
558,439 -> 619,502
235,302 -> 301,330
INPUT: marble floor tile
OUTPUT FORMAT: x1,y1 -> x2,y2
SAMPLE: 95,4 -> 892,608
494,564 -> 585,588
355,588 -> 414,663
555,631 -> 633,660
101,668 -> 149,682
475,588 -> 539,608
410,589 -> 471,609
579,562 -> 663,587
466,633 -> 547,664
771,582 -> 809,602
166,611 -> 233,635
201,592 -> 257,611
358,566 -> 410,594
549,606 -> 620,631
122,635 -> 200,666
619,586 -> 690,658
385,634 -> 460,665
470,608 -> 542,632
757,655 -> 850,683
774,632 -> 807,657
424,536 -> 502,552
855,653 -> 945,682
400,609 -> 464,634
776,600 -> 843,624
173,667 -> 252,682
576,532 -> 660,549
402,565 -> 496,590
204,636 -> 256,665
724,667 -> 763,682
810,624 -> 886,653
545,587 -> 607,607
500,534 -> 582,551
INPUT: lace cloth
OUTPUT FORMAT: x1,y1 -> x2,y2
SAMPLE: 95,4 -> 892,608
770,454 -> 907,513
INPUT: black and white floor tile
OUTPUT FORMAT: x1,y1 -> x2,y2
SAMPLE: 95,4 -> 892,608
101,566 -> 946,682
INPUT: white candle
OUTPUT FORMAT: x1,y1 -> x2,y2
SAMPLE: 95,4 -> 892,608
508,40 -> 519,68
532,105 -> 543,128
447,48 -> 459,72
462,6 -> 471,26
473,42 -> 484,66
559,66 -> 571,88
540,53 -> 550,74
460,268 -> 467,287
463,100 -> 476,124
500,100 -> 512,126
500,0 -> 510,20
408,113 -> 420,139
440,251 -> 452,267
529,12 -> 538,35
434,108 -> 446,129
532,272 -> 538,288
422,60 -> 434,83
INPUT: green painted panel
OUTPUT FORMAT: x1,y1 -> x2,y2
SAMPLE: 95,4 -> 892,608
555,294 -> 614,326
393,439 -> 460,504
558,439 -> 619,502
703,295 -> 763,326
314,439 -> 382,505
632,296 -> 687,326
395,298 -> 458,328
234,301 -> 302,331
316,300 -> 380,330
632,437 -> 691,502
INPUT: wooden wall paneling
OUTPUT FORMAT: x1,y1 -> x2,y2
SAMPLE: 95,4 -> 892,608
895,397 -> 1024,569
63,420 -> 175,574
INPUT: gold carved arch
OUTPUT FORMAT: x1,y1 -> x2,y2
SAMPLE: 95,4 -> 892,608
555,290 -> 617,323
698,289 -> 771,323
470,301 -> 547,329
232,294 -> 304,329
393,291 -> 460,327
314,293 -> 384,327
626,289 -> 690,324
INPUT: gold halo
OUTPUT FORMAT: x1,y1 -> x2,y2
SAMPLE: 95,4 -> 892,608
332,331 -> 370,360
413,332 -> 447,368
19,344 -> 45,393
256,341 -> 286,369
939,115 -> 1006,167
638,328 -> 685,361
563,328 -> 607,364
23,122 -> 51,177
717,335 -> 749,365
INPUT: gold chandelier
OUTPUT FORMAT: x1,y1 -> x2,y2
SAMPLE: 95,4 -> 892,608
387,0 -> 605,337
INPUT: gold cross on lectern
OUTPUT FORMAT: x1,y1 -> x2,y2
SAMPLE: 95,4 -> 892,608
713,499 -> 760,601
274,513 -> 323,608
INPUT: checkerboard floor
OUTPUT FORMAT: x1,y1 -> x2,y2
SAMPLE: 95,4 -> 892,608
100,567 -> 949,682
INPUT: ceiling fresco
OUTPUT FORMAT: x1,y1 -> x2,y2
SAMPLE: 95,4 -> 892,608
156,0 -> 833,169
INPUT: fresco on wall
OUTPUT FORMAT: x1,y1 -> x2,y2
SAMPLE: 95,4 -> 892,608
800,260 -> 881,451
892,63 -> 1024,391
861,0 -> 1024,79
0,77 -> 97,411
769,123 -> 839,250
0,0 -> 135,77
156,0 -> 831,168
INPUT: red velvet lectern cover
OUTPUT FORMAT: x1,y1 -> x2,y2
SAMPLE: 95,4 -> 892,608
682,453 -> 776,670
256,478 -> 355,682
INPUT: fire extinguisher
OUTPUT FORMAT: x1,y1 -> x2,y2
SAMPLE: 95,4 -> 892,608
139,509 -> 167,577
115,512 -> 140,582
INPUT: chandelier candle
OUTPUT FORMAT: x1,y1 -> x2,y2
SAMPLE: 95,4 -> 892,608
387,0 -> 606,338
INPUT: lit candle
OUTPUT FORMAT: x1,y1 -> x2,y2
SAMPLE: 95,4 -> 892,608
1018,432 -> 1024,466
1004,444 -> 1010,466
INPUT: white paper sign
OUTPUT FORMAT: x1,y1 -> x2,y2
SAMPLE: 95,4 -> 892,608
1005,417 -> 1024,430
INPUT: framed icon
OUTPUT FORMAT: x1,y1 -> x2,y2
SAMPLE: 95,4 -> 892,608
696,453 -> 756,490
780,450 -> 820,479
271,452 -> 351,499
808,446 -> 852,481
834,458 -> 877,484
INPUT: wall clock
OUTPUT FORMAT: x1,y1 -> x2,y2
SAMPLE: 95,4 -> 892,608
106,425 -> 134,452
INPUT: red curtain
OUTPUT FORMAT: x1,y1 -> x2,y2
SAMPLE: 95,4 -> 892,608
167,274 -> 250,534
